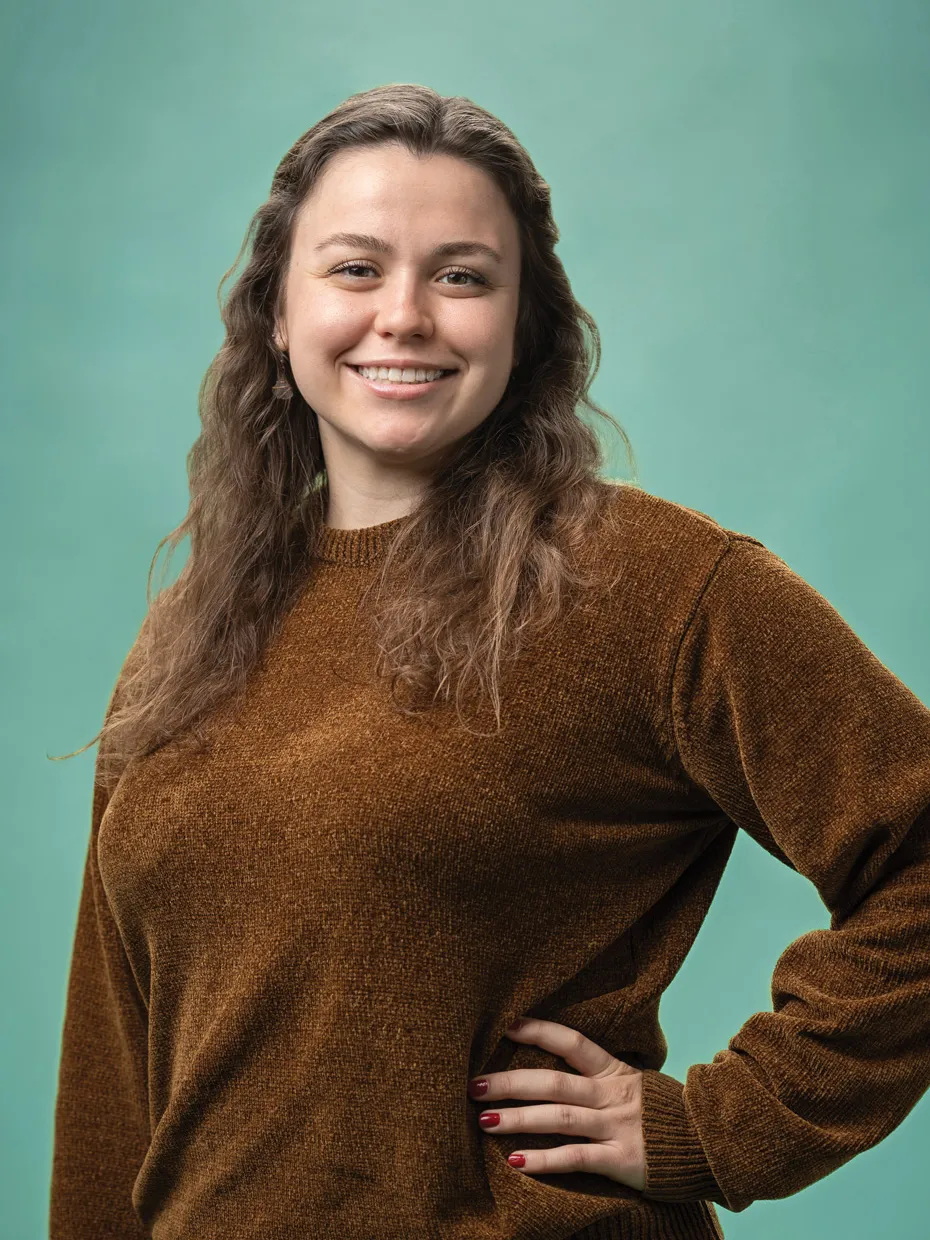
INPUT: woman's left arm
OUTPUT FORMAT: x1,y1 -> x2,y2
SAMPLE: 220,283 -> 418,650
641,535 -> 930,1214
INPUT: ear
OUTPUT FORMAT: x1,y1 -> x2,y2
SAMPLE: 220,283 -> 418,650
273,323 -> 288,353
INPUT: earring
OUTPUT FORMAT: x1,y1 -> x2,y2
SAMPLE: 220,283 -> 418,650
272,349 -> 293,401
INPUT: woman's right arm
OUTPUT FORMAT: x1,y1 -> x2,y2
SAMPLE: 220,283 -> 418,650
50,649 -> 152,1239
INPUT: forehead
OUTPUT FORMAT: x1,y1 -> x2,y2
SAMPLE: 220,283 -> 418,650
293,144 -> 518,254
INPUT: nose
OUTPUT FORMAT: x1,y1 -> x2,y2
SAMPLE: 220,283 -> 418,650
371,272 -> 435,340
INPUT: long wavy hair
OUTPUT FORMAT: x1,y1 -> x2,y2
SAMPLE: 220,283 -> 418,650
54,83 -> 637,794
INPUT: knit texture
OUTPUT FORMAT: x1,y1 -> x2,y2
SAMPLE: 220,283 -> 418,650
50,480 -> 930,1239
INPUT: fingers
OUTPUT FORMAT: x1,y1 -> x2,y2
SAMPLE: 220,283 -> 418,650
513,1139 -> 643,1190
468,1066 -> 604,1106
478,1100 -> 617,1140
470,1016 -> 647,1191
504,1016 -> 639,1079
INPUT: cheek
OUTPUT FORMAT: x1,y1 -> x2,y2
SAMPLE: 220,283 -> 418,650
453,305 -> 517,367
291,291 -> 366,351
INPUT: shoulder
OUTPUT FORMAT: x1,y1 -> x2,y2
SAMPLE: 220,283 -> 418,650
556,480 -> 778,678
591,482 -> 871,686
589,479 -> 768,597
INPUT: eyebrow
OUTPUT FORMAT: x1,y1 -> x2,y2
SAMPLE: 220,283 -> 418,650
312,231 -> 504,265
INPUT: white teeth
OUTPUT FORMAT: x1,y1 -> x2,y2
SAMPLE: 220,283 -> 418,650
356,365 -> 449,384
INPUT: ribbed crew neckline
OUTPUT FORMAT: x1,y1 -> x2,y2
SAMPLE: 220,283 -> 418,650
312,513 -> 412,566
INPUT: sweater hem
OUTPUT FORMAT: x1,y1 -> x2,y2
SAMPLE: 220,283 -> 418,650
567,1196 -> 724,1239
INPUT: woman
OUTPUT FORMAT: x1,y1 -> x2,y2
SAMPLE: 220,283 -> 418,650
50,84 -> 930,1240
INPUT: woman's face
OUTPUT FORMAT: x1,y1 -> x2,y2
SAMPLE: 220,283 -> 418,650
275,143 -> 522,499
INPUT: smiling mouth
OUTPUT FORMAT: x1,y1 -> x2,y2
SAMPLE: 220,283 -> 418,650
347,364 -> 458,387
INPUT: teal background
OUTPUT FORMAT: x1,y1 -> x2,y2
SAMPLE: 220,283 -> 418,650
3,1 -> 929,1236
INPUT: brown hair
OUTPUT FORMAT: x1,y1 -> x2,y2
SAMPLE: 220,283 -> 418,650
53,83 -> 637,794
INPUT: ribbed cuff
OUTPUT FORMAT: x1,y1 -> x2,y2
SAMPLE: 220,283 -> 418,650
640,1069 -> 724,1204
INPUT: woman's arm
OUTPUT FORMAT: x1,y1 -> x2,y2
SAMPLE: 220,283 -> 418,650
640,535 -> 930,1213
50,644 -> 152,1239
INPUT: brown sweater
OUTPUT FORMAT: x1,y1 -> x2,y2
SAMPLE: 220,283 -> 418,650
50,480 -> 930,1240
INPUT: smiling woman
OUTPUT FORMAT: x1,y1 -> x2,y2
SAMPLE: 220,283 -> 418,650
269,141 -> 524,525
49,82 -> 930,1240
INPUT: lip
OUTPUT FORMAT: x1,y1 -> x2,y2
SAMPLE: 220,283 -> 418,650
348,359 -> 458,370
346,363 -> 458,401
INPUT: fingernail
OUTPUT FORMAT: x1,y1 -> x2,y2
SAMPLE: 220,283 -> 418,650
478,1112 -> 501,1127
506,1017 -> 525,1032
468,1078 -> 489,1098
508,1153 -> 526,1168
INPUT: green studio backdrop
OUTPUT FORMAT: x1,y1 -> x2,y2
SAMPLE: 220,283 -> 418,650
2,1 -> 929,1237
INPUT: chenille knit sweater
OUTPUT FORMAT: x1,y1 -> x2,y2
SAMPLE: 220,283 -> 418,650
50,480 -> 930,1240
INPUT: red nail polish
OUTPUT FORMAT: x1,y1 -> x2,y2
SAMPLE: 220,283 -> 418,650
508,1153 -> 526,1168
468,1078 -> 489,1098
478,1112 -> 501,1127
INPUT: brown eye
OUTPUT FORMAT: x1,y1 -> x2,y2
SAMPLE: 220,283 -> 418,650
330,262 -> 377,278
439,267 -> 487,286
328,261 -> 487,286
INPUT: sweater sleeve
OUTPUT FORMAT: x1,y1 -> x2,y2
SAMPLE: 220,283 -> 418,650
50,646 -> 152,1238
639,535 -> 930,1213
